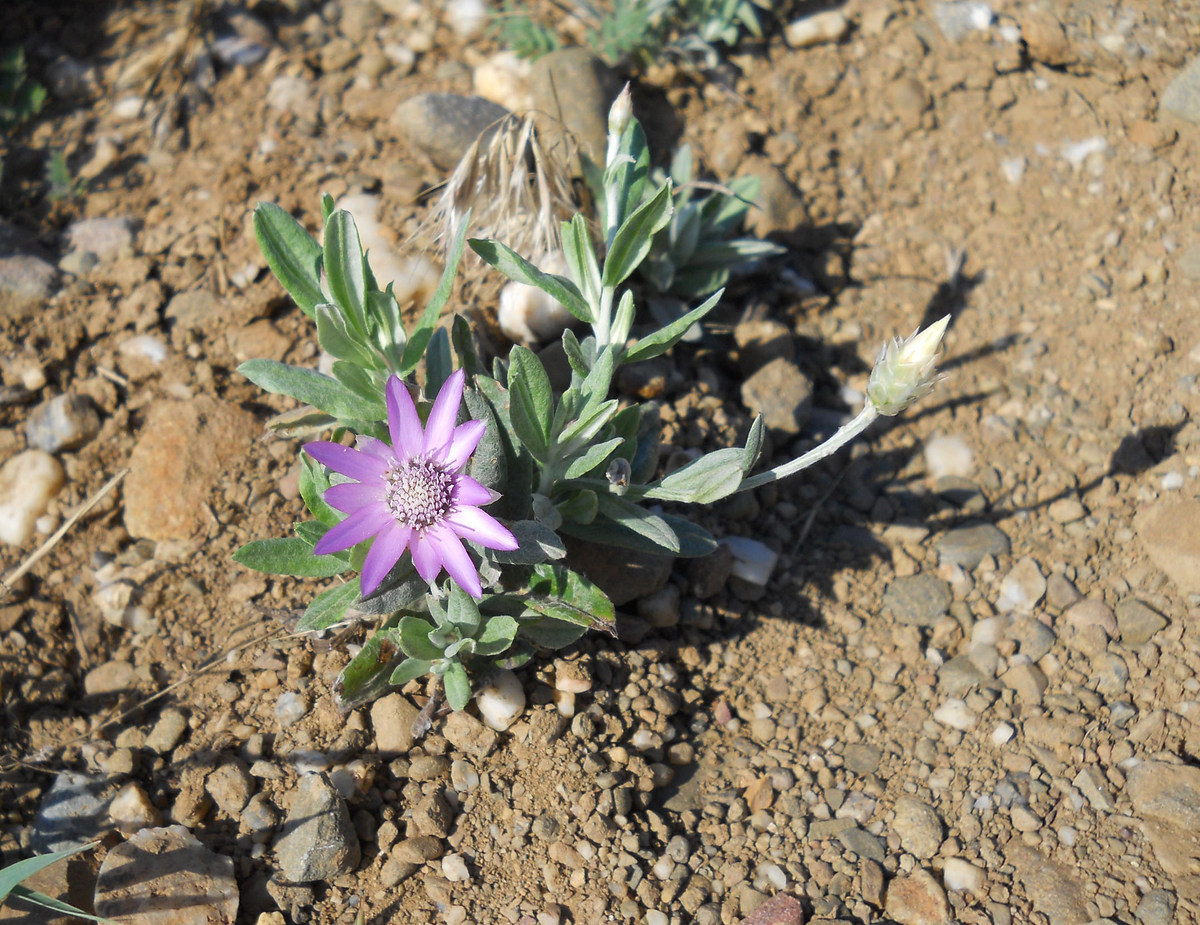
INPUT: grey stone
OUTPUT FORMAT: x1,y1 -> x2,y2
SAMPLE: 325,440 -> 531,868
528,48 -> 622,164
1089,653 -> 1129,698
1006,843 -> 1090,925
687,545 -> 733,599
883,574 -> 952,627
146,708 -> 189,754
1135,888 -> 1176,925
742,157 -> 808,239
274,773 -> 360,881
1010,617 -> 1055,663
1162,56 -> 1200,124
1116,599 -> 1168,645
65,217 -> 136,260
390,93 -> 511,170
0,254 -> 59,321
837,826 -> 885,861
740,357 -> 813,434
31,772 -> 113,853
935,523 -> 1010,569
165,288 -> 224,335
94,825 -> 237,923
26,393 -> 101,453
938,655 -> 984,696
842,743 -> 882,775
892,797 -> 943,859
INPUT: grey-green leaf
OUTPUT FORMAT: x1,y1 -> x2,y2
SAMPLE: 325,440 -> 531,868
233,538 -> 350,578
469,238 -> 593,323
239,359 -> 385,421
254,203 -> 323,318
442,660 -> 472,711
602,181 -> 674,289
622,288 -> 723,365
296,581 -> 360,632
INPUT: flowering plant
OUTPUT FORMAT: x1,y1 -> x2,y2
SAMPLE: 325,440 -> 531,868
235,93 -> 950,715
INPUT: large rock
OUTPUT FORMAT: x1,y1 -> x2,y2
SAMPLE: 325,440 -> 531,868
390,93 -> 511,170
1128,760 -> 1200,898
274,773 -> 360,882
124,397 -> 257,541
1136,500 -> 1200,595
528,48 -> 621,164
94,825 -> 237,924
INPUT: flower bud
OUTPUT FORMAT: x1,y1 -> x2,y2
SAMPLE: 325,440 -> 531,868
866,315 -> 950,416
608,84 -> 633,139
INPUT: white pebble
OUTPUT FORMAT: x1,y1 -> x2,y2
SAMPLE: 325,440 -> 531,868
275,691 -> 308,728
942,857 -> 985,893
784,10 -> 849,47
1001,156 -> 1026,185
473,51 -> 532,109
119,334 -> 168,364
113,96 -> 145,119
383,43 -> 416,75
923,434 -> 973,479
1058,825 -> 1077,846
442,853 -> 471,882
109,782 -> 162,832
0,450 -> 64,547
291,750 -> 330,774
445,0 -> 487,38
498,278 -> 576,345
757,862 -> 788,890
644,912 -> 669,925
720,536 -> 779,586
476,668 -> 526,731
1061,136 -> 1107,168
93,580 -> 135,628
991,722 -> 1015,745
450,759 -> 479,792
1161,471 -> 1184,491
995,557 -> 1046,614
934,699 -> 977,730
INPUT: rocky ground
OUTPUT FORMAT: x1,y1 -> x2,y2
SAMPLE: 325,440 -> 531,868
2,0 -> 1200,924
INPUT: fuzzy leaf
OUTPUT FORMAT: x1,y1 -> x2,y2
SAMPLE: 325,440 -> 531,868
390,657 -> 432,687
442,661 -> 472,711
233,538 -> 349,578
622,288 -> 723,365
475,614 -> 519,656
602,181 -> 674,289
560,214 -> 602,308
299,453 -> 340,527
564,437 -> 624,480
334,620 -> 405,710
296,581 -> 360,633
521,564 -> 615,636
401,219 -> 470,374
482,519 -> 566,565
469,238 -> 593,323
642,447 -> 747,503
254,203 -> 323,317
239,359 -> 385,421
398,615 -> 445,661
506,346 -> 554,461
323,210 -> 368,335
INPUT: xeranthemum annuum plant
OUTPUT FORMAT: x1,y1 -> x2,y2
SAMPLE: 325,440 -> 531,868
235,92 -> 951,715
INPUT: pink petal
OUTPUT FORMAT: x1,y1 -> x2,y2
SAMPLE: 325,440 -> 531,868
361,521 -> 413,595
455,475 -> 497,507
386,376 -> 425,459
426,525 -> 481,599
445,506 -> 519,551
305,442 -> 388,482
313,503 -> 392,555
356,435 -> 395,462
443,419 -> 485,469
325,480 -> 384,513
409,531 -> 444,585
423,369 -> 464,455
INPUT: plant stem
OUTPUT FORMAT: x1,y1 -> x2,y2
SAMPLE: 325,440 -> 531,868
736,406 -> 878,493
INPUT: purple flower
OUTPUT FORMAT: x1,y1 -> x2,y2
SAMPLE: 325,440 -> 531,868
304,370 -> 518,598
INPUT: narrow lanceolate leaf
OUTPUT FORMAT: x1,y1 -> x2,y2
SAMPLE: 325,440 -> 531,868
560,214 -> 602,308
233,538 -> 350,578
323,210 -> 368,336
602,181 -> 674,289
469,238 -> 593,323
296,581 -> 360,633
0,843 -> 102,904
522,564 -> 615,635
254,203 -> 323,318
622,288 -> 723,365
239,359 -> 386,421
6,885 -> 117,923
316,303 -> 375,367
642,447 -> 747,504
442,661 -> 472,711
401,215 -> 471,374
564,437 -> 624,479
506,346 -> 554,461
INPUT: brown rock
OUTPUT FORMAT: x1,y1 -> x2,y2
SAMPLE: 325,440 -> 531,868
1021,11 -> 1075,67
736,891 -> 805,924
884,868 -> 949,925
371,693 -> 421,755
1136,500 -> 1200,595
124,397 -> 258,541
441,711 -> 498,758
95,825 -> 238,924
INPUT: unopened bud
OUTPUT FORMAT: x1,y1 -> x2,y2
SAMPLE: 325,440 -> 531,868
608,84 -> 633,139
866,315 -> 950,416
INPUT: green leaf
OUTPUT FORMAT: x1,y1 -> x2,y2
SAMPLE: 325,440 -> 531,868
334,620 -> 405,710
323,210 -> 368,335
239,359 -> 386,421
6,883 -> 117,923
398,616 -> 444,661
442,661 -> 472,711
321,192 -> 336,222
446,584 -> 482,635
401,216 -> 471,374
316,302 -> 375,367
622,288 -> 723,365
482,519 -> 566,565
643,447 -> 747,503
299,453 -> 340,527
561,328 -> 594,379
518,616 -> 590,648
233,538 -> 349,578
357,569 -> 427,615
521,564 -> 615,637
472,376 -> 534,520
425,327 -> 453,397
0,843 -> 107,916
560,214 -> 602,308
602,181 -> 674,289
603,119 -> 650,238
390,657 -> 432,687
564,437 -> 624,479
293,520 -> 330,547
253,203 -> 323,318
469,238 -> 593,323
558,398 -> 619,449
559,497 -> 717,557
475,614 -> 519,656
506,346 -> 553,461
296,581 -> 360,633
556,489 -> 598,525
742,414 -> 765,474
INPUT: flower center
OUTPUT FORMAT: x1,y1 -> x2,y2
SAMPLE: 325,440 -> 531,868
383,460 -> 455,530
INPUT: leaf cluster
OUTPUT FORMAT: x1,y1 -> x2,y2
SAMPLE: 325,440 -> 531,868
0,47 -> 46,134
0,842 -> 114,923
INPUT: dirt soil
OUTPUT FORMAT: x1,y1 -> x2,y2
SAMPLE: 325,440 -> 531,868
2,1 -> 1200,924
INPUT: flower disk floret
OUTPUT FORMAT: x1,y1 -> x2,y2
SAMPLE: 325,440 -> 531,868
304,370 -> 518,598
